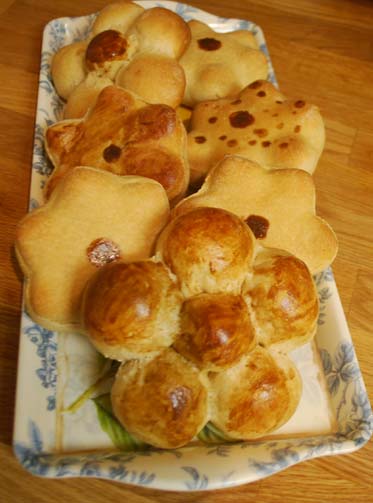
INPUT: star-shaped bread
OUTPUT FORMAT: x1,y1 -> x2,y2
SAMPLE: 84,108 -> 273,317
187,79 -> 325,185
180,20 -> 268,107
52,2 -> 191,118
173,156 -> 338,274
15,167 -> 170,332
45,86 -> 189,204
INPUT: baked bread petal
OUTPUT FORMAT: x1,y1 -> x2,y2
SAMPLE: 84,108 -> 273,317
111,348 -> 208,449
208,346 -> 302,439
82,260 -> 182,361
187,79 -> 325,184
173,156 -> 338,274
244,250 -> 319,352
175,292 -> 256,371
15,167 -> 170,332
51,2 -> 190,115
180,20 -> 268,107
45,86 -> 189,204
156,206 -> 256,297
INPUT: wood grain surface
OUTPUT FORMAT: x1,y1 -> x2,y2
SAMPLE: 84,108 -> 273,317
1,0 -> 372,501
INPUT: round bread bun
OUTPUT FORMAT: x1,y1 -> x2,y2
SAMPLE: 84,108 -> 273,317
208,346 -> 302,439
174,292 -> 256,371
51,41 -> 87,100
156,207 -> 256,297
82,260 -> 182,361
91,1 -> 144,36
115,54 -> 186,109
244,250 -> 319,352
111,348 -> 209,448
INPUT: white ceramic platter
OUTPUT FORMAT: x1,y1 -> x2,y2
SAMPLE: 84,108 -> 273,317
13,0 -> 372,491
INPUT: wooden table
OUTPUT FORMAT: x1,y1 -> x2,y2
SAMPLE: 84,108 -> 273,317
1,0 -> 372,501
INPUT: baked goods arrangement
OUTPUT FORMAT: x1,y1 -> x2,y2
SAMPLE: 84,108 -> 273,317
15,1 -> 339,450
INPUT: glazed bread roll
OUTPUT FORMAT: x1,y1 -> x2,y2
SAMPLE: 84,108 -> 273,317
111,348 -> 209,448
156,206 -> 256,297
209,346 -> 302,439
244,250 -> 319,352
174,292 -> 256,371
82,260 -> 182,361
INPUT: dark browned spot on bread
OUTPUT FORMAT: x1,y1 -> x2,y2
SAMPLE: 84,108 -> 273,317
257,90 -> 266,97
227,139 -> 238,147
253,128 -> 268,138
86,30 -> 128,69
208,116 -> 218,124
195,136 -> 206,143
87,238 -> 121,267
198,37 -> 222,50
103,144 -> 122,162
292,111 -> 297,115
248,139 -> 257,145
245,215 -> 270,239
294,125 -> 301,133
272,113 -> 279,117
262,141 -> 271,147
279,142 -> 289,149
276,122 -> 284,129
219,134 -> 227,140
275,100 -> 284,104
294,100 -> 306,108
231,99 -> 242,105
229,110 -> 255,128
248,81 -> 262,89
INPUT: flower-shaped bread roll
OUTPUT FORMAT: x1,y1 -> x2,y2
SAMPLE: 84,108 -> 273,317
15,167 -> 170,332
174,156 -> 338,274
45,86 -> 189,204
52,2 -> 191,117
187,79 -> 325,184
180,20 -> 268,107
82,207 -> 319,448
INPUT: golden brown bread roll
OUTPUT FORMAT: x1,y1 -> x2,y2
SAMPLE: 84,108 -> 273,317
156,206 -> 256,297
174,292 -> 256,371
15,167 -> 169,332
45,86 -> 189,204
111,348 -> 208,448
244,250 -> 319,352
82,260 -> 182,361
208,346 -> 302,439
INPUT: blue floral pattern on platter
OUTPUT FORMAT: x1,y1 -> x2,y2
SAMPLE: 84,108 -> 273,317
13,0 -> 372,492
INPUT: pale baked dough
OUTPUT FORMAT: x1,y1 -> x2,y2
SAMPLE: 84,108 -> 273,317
180,20 -> 268,106
187,79 -> 325,184
15,167 -> 170,332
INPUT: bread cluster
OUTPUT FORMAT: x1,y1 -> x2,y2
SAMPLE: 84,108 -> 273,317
83,207 -> 316,448
15,1 -> 339,450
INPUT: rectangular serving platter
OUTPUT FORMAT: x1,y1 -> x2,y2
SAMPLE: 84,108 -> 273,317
13,0 -> 373,491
